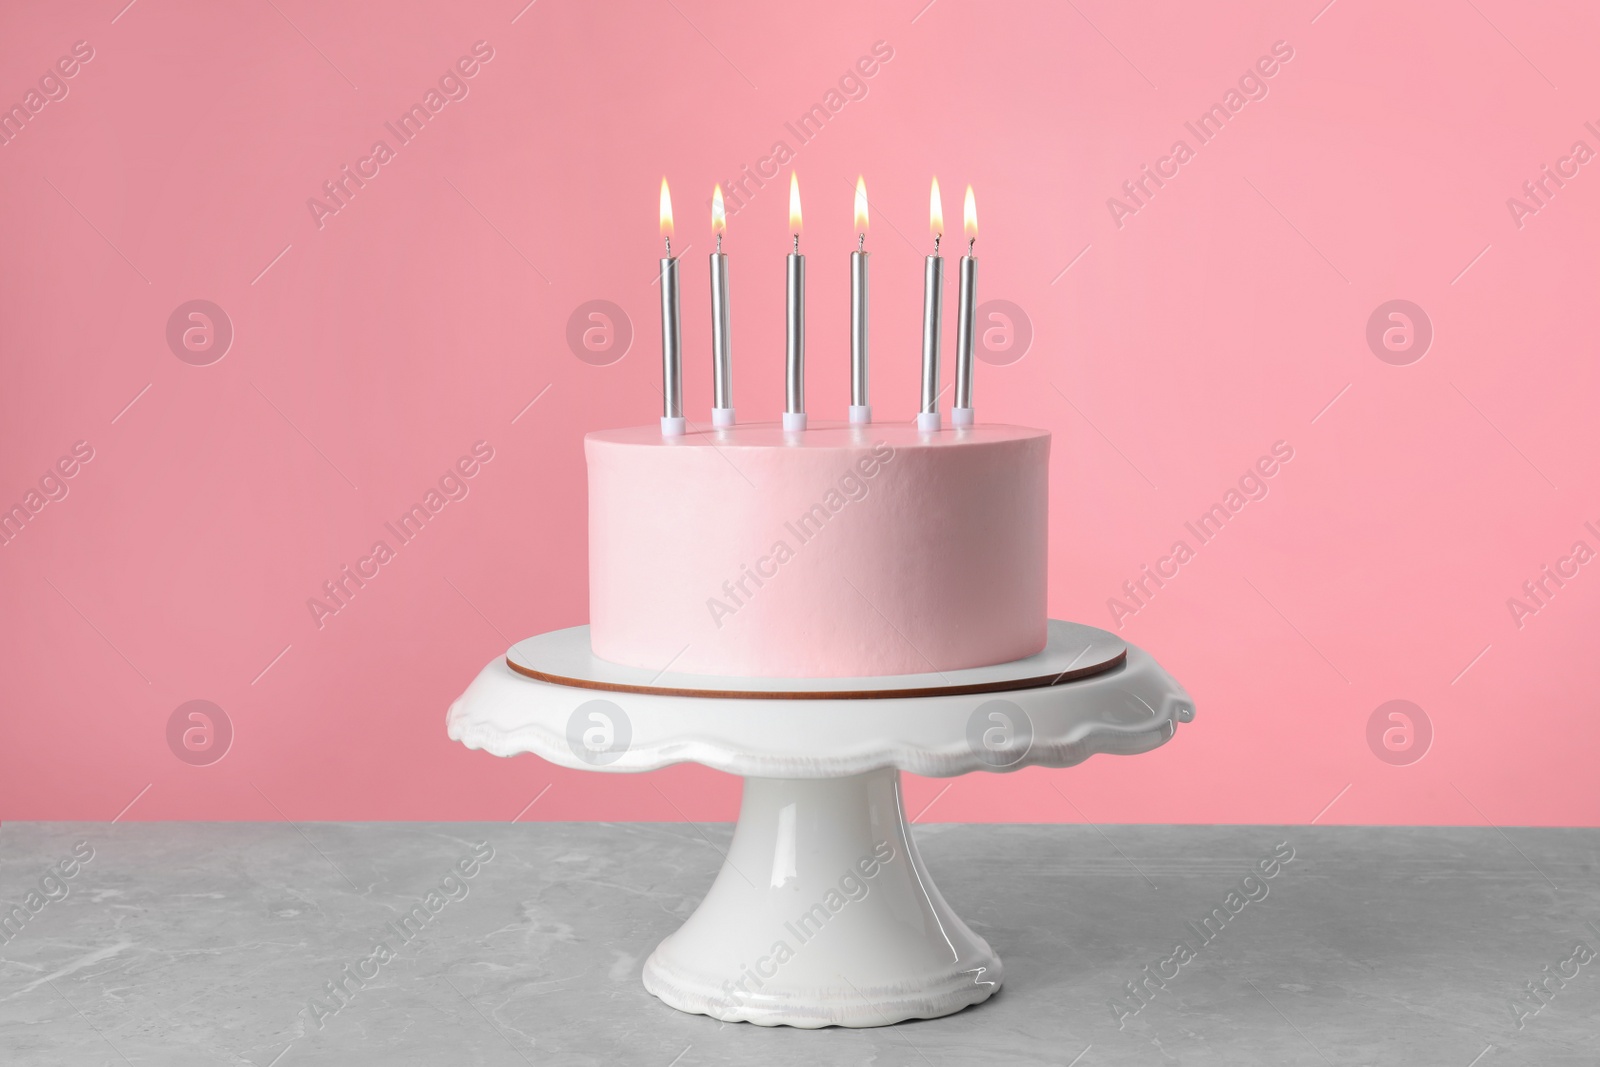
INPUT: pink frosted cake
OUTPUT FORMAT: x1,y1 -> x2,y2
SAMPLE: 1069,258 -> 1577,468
586,421 -> 1049,678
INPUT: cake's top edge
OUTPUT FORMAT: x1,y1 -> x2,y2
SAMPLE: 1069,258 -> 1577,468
586,421 -> 1049,449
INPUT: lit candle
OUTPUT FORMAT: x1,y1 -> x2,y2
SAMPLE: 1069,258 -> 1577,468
709,185 -> 734,427
849,176 -> 871,426
784,172 -> 806,431
918,177 -> 944,432
952,185 -> 978,428
659,178 -> 684,436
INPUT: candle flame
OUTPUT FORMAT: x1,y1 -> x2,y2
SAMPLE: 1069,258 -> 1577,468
712,184 -> 725,234
789,172 -> 802,233
854,175 -> 869,233
659,177 -> 674,241
963,185 -> 977,241
929,176 -> 943,239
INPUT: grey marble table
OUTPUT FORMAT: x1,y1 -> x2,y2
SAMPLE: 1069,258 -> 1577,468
1,821 -> 1596,1065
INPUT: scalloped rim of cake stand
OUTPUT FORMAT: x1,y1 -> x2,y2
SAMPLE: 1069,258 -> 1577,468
449,627 -> 1193,779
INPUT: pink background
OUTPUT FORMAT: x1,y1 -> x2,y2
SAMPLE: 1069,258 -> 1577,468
2,0 -> 1596,826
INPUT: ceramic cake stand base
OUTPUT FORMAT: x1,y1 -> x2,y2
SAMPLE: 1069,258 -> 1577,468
446,621 -> 1193,1028
643,767 -> 998,1027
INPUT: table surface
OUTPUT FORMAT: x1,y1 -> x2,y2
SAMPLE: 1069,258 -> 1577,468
2,821 -> 1597,1066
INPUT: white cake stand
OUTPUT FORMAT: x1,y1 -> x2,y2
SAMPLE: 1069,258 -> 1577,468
446,620 -> 1193,1028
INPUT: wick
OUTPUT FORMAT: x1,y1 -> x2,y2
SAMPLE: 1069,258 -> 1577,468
933,233 -> 941,255
663,236 -> 672,257
716,232 -> 722,253
968,237 -> 975,255
792,234 -> 800,253
857,233 -> 865,252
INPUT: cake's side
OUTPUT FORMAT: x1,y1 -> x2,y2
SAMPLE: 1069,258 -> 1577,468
586,422 -> 1049,679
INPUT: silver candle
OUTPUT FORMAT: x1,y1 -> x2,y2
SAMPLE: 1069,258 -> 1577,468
953,185 -> 978,427
784,173 -> 806,430
954,253 -> 976,407
658,178 -> 683,435
947,183 -> 972,425
850,175 -> 870,425
709,184 -> 733,426
918,177 -> 944,431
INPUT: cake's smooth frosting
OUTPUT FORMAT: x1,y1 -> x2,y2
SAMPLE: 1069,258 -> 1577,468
586,422 -> 1049,678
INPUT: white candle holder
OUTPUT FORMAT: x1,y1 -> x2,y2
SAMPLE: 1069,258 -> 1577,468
951,406 -> 974,428
848,404 -> 872,426
711,407 -> 736,428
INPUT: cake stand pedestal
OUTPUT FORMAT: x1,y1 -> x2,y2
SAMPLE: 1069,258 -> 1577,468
446,621 -> 1193,1028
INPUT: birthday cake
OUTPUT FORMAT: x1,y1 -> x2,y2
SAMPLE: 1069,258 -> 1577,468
586,421 -> 1049,678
